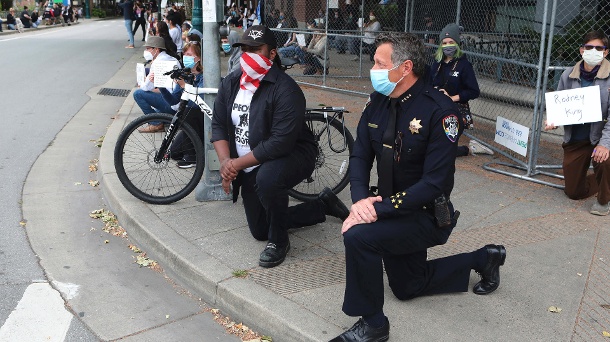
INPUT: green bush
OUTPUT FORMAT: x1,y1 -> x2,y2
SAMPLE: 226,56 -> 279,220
92,7 -> 106,18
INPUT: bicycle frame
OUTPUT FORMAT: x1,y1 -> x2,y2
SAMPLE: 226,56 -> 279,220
153,70 -> 218,163
306,107 -> 350,153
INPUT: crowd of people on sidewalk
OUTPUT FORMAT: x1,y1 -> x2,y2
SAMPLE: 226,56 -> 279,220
120,11 -> 609,339
0,3 -> 82,33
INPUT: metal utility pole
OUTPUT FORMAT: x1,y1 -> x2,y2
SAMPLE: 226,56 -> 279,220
195,0 -> 232,201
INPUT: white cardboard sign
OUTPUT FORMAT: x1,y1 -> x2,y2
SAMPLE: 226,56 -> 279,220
152,60 -> 177,89
494,116 -> 529,157
136,63 -> 145,86
544,85 -> 602,126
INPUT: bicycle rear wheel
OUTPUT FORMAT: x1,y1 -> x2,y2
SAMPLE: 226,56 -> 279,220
114,113 -> 204,204
288,112 -> 354,201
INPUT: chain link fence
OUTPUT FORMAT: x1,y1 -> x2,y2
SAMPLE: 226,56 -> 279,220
256,0 -> 608,187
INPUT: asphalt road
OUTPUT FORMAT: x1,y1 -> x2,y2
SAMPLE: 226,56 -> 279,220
0,20 -> 239,341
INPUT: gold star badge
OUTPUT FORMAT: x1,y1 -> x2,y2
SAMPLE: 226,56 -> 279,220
409,118 -> 422,134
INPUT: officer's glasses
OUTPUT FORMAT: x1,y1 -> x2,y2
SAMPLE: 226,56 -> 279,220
394,131 -> 403,162
583,44 -> 607,51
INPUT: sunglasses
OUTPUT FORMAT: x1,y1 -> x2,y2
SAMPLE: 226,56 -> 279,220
583,44 -> 607,51
394,131 -> 403,162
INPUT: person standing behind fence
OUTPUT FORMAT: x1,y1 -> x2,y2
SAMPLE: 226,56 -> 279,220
118,0 -> 135,48
544,30 -> 610,216
430,23 -> 492,157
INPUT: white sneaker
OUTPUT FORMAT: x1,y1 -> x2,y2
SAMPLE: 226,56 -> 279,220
590,201 -> 610,216
469,140 -> 494,155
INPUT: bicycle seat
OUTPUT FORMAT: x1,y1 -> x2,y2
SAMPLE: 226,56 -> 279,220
280,57 -> 300,69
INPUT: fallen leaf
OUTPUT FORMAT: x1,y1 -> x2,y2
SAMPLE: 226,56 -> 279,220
166,315 -> 170,319
104,240 -> 109,244
602,331 -> 610,337
89,164 -> 98,172
74,182 -> 82,185
577,273 -> 582,277
211,309 -> 219,314
89,180 -> 100,187
19,220 -> 27,227
548,306 -> 562,313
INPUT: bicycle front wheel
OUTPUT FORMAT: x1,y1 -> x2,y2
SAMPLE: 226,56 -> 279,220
288,113 -> 354,201
114,113 -> 204,204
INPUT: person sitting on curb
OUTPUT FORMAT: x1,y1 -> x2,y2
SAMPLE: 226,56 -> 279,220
211,25 -> 350,268
132,36 -> 180,133
544,30 -> 610,216
158,41 -> 205,168
6,8 -> 17,31
20,6 -> 34,28
330,32 -> 506,342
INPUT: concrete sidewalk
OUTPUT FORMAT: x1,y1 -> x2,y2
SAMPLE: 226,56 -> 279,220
99,66 -> 610,341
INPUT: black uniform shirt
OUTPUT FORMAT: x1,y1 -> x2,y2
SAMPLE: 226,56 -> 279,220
349,78 -> 460,219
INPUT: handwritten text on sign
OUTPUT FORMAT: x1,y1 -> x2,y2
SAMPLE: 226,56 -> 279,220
544,85 -> 602,126
495,116 -> 529,157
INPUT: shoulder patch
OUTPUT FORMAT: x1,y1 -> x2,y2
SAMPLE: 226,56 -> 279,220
442,114 -> 460,142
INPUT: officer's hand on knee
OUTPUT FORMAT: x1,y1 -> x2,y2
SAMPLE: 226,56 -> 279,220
341,213 -> 365,234
350,196 -> 382,223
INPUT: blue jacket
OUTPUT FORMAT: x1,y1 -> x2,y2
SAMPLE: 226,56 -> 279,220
350,78 -> 459,219
430,56 -> 480,104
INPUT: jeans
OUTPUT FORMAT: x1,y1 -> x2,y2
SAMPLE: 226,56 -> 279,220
8,24 -> 16,30
124,19 -> 134,45
133,89 -> 174,125
278,45 -> 305,64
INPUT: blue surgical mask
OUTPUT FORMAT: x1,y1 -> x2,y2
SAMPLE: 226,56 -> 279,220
222,43 -> 231,53
370,64 -> 403,96
183,55 -> 196,69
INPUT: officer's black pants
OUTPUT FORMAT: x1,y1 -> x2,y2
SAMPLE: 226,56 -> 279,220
240,148 -> 326,246
342,210 -> 473,317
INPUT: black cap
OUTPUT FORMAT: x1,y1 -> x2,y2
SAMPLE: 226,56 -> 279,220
232,25 -> 277,48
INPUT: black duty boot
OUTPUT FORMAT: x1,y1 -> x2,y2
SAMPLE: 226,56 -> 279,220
329,318 -> 389,342
473,244 -> 506,295
259,242 -> 290,268
318,187 -> 350,221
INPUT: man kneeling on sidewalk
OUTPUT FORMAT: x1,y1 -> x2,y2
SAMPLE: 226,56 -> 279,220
330,32 -> 506,342
211,25 -> 350,268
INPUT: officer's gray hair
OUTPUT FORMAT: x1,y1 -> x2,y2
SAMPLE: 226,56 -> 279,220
375,32 -> 426,78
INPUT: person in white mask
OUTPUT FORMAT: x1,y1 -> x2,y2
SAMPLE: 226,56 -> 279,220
132,36 -> 180,133
545,30 -> 610,216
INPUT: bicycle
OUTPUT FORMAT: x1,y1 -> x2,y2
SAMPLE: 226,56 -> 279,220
114,67 -> 217,205
114,61 -> 354,204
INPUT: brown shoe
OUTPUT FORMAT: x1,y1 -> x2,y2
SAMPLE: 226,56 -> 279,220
125,45 -> 134,49
138,124 -> 164,133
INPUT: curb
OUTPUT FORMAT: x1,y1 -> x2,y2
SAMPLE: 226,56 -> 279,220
99,88 -> 344,341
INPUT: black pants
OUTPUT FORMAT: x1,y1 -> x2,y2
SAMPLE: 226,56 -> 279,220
169,106 -> 204,162
133,18 -> 146,39
240,147 -> 326,246
342,210 -> 472,317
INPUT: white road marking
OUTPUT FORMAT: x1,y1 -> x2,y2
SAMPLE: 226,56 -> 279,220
0,283 -> 73,342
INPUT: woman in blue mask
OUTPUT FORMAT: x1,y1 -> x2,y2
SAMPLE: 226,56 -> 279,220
430,23 -> 489,157
159,42 -> 206,168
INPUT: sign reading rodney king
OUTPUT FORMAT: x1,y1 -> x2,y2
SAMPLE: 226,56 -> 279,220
544,85 -> 602,126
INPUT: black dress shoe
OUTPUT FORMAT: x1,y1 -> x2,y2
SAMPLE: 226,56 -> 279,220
473,244 -> 506,295
259,242 -> 290,268
329,318 -> 389,342
318,187 -> 350,221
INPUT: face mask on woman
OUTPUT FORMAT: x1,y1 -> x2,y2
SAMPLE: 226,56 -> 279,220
370,64 -> 404,96
582,49 -> 604,67
369,15 -> 376,21
442,44 -> 458,58
143,50 -> 154,61
183,55 -> 197,69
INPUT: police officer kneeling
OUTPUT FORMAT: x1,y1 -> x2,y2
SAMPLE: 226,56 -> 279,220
330,32 -> 506,342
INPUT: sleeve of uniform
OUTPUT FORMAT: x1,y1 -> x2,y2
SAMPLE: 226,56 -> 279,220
252,78 -> 306,163
457,61 -> 480,102
210,76 -> 231,143
373,107 -> 458,218
349,105 -> 375,203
